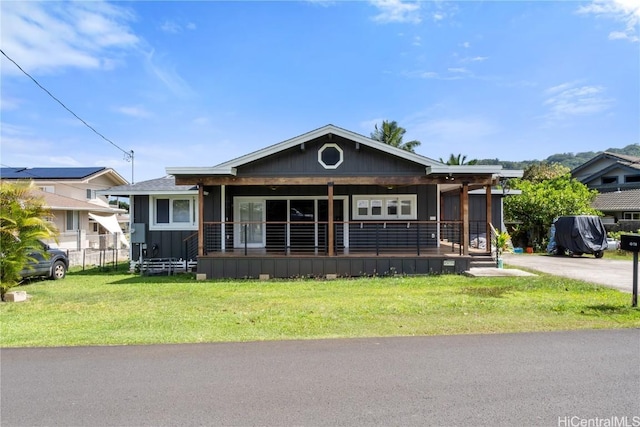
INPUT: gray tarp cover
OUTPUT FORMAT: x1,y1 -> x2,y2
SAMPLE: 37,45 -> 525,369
553,215 -> 608,254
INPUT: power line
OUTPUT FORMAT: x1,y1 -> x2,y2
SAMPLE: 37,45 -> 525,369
0,49 -> 134,173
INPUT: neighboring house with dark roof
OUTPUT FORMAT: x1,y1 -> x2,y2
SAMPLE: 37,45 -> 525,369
571,151 -> 640,227
105,124 -> 522,278
0,167 -> 129,250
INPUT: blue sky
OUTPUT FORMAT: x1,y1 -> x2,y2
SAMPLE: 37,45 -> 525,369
1,0 -> 638,183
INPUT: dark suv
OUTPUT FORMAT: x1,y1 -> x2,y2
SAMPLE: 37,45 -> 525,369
19,241 -> 69,281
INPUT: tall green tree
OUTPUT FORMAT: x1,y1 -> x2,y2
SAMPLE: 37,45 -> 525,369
439,153 -> 478,165
522,162 -> 570,183
503,174 -> 600,248
0,181 -> 58,299
371,120 -> 421,153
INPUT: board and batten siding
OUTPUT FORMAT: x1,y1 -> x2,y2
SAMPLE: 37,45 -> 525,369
132,195 -> 197,261
238,134 -> 427,177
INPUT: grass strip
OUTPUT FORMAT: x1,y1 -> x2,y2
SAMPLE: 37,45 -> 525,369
1,267 -> 638,347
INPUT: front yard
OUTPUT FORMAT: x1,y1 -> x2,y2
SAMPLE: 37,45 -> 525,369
1,266 -> 638,347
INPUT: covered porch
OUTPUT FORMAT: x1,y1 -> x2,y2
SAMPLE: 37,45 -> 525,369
167,124 -> 518,279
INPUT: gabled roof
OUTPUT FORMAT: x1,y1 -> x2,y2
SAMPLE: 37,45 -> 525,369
166,124 -> 508,177
571,152 -> 640,176
100,176 -> 198,196
32,189 -> 124,213
572,151 -> 640,185
0,167 -> 128,185
592,189 -> 640,212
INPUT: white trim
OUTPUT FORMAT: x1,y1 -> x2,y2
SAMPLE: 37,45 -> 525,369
149,195 -> 198,231
352,194 -> 417,220
318,143 -> 344,170
233,198 -> 266,248
166,124 -> 444,176
129,195 -> 135,260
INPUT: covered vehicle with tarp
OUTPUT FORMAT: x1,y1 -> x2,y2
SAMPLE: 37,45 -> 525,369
547,215 -> 608,258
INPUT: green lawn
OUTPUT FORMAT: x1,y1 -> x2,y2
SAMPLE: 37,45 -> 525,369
1,265 -> 638,347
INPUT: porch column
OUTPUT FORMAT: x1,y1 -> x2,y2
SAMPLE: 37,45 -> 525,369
462,182 -> 469,255
221,185 -> 226,252
198,183 -> 204,257
486,185 -> 492,254
328,182 -> 334,256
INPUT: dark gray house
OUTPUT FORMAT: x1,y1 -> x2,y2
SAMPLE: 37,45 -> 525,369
107,125 -> 521,278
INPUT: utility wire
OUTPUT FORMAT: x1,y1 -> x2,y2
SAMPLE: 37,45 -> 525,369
0,48 -> 133,162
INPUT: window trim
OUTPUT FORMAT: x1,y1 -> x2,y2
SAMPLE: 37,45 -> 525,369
318,143 -> 344,169
86,189 -> 97,200
622,212 -> 640,220
352,194 -> 417,220
66,210 -> 79,231
149,195 -> 198,230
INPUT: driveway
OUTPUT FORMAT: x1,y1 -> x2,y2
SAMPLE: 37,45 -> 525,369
1,330 -> 639,426
503,252 -> 637,293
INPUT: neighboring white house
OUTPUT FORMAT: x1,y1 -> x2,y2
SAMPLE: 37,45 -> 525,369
0,167 -> 130,250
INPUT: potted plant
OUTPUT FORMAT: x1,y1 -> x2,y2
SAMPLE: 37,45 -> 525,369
495,231 -> 511,268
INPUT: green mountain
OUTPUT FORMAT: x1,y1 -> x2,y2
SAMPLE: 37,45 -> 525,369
476,143 -> 640,170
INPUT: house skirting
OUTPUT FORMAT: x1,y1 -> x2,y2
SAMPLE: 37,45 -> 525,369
197,255 -> 470,279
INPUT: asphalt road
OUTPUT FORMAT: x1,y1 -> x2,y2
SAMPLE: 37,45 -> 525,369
2,329 -> 639,427
503,253 -> 638,293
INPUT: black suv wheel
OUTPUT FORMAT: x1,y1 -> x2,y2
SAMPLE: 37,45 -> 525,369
50,260 -> 67,280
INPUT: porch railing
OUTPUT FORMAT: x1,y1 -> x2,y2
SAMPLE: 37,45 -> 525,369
186,220 -> 464,257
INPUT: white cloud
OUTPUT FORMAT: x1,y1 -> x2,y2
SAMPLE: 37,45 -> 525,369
49,156 -> 82,166
415,117 -> 498,141
370,0 -> 421,24
447,67 -> 469,74
0,1 -> 139,75
360,118 -> 386,133
160,20 -> 181,34
463,56 -> 489,63
577,0 -> 640,42
192,116 -> 211,126
144,49 -> 194,97
115,106 -> 152,118
543,82 -> 613,120
160,20 -> 197,33
0,96 -> 21,111
460,42 -> 471,48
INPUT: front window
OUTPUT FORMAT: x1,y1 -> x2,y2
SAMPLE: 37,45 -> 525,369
352,195 -> 417,220
150,196 -> 197,230
623,212 -> 640,220
66,211 -> 79,231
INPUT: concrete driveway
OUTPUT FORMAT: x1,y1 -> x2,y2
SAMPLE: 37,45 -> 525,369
503,252 -> 637,293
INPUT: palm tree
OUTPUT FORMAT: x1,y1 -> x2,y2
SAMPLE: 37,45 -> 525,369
0,180 -> 58,299
440,153 -> 478,165
371,120 -> 421,153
